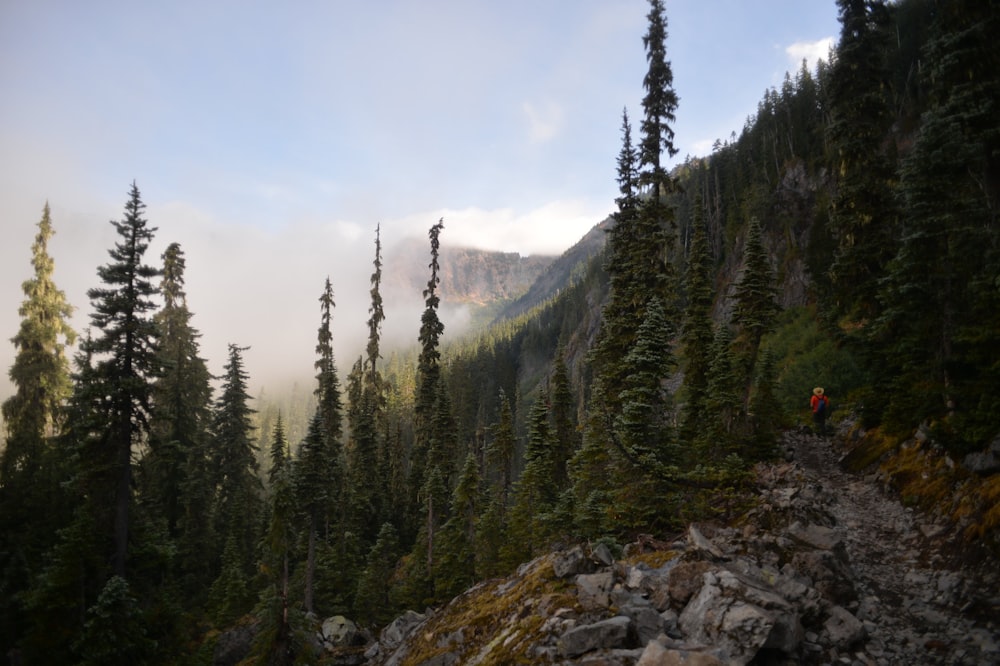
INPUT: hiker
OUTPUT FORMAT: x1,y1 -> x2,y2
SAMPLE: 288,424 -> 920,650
811,387 -> 829,436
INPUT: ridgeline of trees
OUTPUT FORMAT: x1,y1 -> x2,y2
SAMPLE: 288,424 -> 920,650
1,0 -> 998,662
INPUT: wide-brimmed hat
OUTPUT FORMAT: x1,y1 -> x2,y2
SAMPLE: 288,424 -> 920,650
813,387 -> 825,396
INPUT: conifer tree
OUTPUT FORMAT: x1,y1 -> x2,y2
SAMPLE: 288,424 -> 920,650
145,242 -> 213,540
826,0 -> 899,325
433,452 -> 480,599
873,0 -> 1000,447
636,0 -> 681,319
411,219 -> 446,526
255,417 -> 296,666
485,391 -> 516,511
503,392 -> 557,566
210,344 -> 261,586
0,203 -> 76,648
548,349 -> 579,492
314,278 -> 345,538
700,326 -> 741,460
347,229 -> 388,543
80,181 -> 162,579
1,202 -> 76,484
731,216 -> 779,403
678,196 -> 715,448
293,412 -> 327,614
354,522 -> 400,627
748,349 -> 784,460
72,576 -> 156,666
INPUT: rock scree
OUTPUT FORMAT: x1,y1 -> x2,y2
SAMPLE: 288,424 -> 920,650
341,429 -> 1000,665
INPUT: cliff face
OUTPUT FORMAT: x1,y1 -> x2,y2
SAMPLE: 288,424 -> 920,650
384,237 -> 555,309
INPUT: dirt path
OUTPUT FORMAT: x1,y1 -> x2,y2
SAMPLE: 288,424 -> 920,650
787,429 -> 1000,665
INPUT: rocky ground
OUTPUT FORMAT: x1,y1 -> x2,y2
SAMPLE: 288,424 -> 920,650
222,428 -> 1000,665
787,426 -> 1000,665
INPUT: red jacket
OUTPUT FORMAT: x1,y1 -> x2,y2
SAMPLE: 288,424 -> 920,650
811,394 -> 827,413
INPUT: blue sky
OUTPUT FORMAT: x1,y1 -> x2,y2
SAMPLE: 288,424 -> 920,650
0,0 -> 838,395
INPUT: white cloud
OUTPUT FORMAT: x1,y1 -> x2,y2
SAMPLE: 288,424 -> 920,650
786,37 -> 835,71
521,100 -> 566,144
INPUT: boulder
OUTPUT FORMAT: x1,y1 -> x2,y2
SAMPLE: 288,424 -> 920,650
679,570 -> 803,664
321,615 -> 360,649
553,545 -> 592,578
823,605 -> 866,649
557,615 -> 633,658
576,571 -> 616,611
379,610 -> 426,652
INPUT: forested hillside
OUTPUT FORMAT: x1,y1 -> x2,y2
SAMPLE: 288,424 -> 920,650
1,0 -> 998,663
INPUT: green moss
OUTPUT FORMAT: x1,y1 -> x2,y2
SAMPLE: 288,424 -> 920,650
842,429 -> 900,473
396,557 -> 578,666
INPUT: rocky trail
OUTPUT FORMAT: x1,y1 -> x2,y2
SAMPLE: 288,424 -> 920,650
296,428 -> 1000,666
787,428 -> 1000,665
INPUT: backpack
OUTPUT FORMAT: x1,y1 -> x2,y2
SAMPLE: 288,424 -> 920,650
815,396 -> 827,416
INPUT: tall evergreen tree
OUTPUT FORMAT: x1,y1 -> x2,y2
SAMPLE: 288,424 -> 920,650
145,242 -> 213,540
411,219 -> 446,526
731,216 -> 779,404
548,348 -> 579,491
678,195 -> 715,448
210,343 -> 261,588
826,0 -> 899,325
0,202 -> 77,651
434,452 -> 480,599
873,0 -> 1000,448
81,181 -> 162,579
314,278 -> 345,537
293,412 -> 327,614
1,202 -> 76,483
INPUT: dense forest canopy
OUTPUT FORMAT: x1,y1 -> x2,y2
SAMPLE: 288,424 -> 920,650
1,0 -> 998,662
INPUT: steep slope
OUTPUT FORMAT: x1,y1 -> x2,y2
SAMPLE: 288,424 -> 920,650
492,216 -> 611,323
358,429 -> 999,666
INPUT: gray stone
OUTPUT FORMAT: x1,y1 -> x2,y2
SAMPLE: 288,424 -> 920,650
592,541 -> 616,566
787,520 -> 843,551
824,605 -> 866,649
687,524 -> 727,560
557,615 -> 633,658
321,615 -> 359,648
636,638 -> 726,665
554,545 -> 591,578
679,570 -> 803,664
576,571 -> 616,610
963,449 -> 1000,475
380,610 -> 426,651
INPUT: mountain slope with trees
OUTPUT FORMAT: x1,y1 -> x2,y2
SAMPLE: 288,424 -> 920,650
1,0 -> 998,663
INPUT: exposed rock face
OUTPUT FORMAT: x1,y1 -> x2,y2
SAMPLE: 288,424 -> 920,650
355,431 -> 999,666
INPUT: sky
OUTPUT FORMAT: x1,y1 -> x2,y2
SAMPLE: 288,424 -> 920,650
0,0 -> 839,401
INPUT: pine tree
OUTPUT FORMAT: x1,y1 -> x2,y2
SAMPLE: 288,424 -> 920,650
314,277 -> 345,539
433,452 -> 480,599
503,392 -> 557,567
614,297 -> 675,464
485,391 -> 516,511
347,229 -> 388,543
145,242 -> 213,540
873,0 -> 1000,448
700,326 -> 742,460
0,202 -> 76,649
731,216 -> 779,404
548,349 -> 579,491
748,349 -> 784,460
636,0 -> 681,319
826,0 -> 899,325
411,219 -> 446,527
1,201 -> 76,483
678,195 -> 715,448
255,417 -> 296,666
210,344 -> 261,586
81,181 -> 162,579
293,412 -> 327,615
354,522 -> 400,627
72,576 -> 156,666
